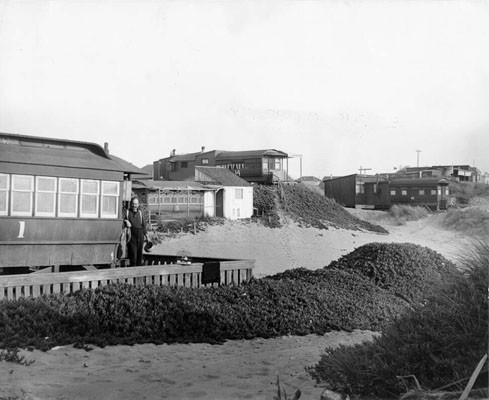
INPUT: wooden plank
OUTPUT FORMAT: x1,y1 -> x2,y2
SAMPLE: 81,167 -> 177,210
52,283 -> 61,294
0,287 -> 5,300
15,286 -> 24,299
7,286 -> 14,300
192,272 -> 199,288
226,270 -> 233,286
32,285 -> 41,298
169,274 -> 176,286
42,284 -> 51,295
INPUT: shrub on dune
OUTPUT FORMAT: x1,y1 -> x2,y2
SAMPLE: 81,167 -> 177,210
308,242 -> 489,398
325,242 -> 458,304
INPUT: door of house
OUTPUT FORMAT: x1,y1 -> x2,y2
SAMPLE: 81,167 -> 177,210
216,189 -> 224,217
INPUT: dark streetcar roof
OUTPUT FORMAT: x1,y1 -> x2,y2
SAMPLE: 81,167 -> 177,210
0,132 -> 144,175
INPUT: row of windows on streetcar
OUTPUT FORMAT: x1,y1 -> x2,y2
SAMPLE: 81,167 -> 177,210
355,183 -> 443,196
0,174 -> 120,219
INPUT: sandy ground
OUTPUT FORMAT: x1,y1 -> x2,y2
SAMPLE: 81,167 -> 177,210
156,210 -> 474,278
1,210 -> 476,400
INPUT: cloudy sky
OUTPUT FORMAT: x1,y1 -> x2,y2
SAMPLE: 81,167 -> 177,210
1,0 -> 488,178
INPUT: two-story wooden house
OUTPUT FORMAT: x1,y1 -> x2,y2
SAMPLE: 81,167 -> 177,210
153,148 -> 289,184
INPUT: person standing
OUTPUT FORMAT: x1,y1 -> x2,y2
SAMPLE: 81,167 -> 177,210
124,197 -> 148,266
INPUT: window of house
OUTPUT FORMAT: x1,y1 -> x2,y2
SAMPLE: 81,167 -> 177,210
419,189 -> 425,195
202,158 -> 209,164
390,190 -> 396,196
431,190 -> 437,195
35,176 -> 57,217
149,197 -> 156,205
0,173 -> 9,215
101,181 -> 119,218
58,178 -> 79,217
235,188 -> 243,199
80,179 -> 100,218
275,158 -> 282,170
355,183 -> 365,194
181,161 -> 188,168
11,175 -> 34,216
401,190 -> 407,196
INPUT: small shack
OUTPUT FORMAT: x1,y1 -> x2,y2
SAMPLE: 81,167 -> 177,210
195,166 -> 253,219
324,174 -> 390,209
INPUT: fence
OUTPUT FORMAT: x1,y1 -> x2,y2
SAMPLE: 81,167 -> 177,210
0,260 -> 254,301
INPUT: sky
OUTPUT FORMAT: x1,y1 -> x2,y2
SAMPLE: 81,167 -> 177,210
0,0 -> 488,179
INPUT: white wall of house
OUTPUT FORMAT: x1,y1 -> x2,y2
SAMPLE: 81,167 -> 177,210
203,191 -> 216,217
222,186 -> 253,219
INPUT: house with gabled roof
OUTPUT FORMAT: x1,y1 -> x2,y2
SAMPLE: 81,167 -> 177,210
195,166 -> 253,219
153,147 -> 289,184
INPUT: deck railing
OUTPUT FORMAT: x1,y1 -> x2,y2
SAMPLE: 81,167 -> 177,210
0,260 -> 254,301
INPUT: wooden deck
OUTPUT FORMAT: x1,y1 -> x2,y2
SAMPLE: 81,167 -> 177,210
0,259 -> 254,301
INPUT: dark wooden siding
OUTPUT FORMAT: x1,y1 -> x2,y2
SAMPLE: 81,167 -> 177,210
324,175 -> 356,207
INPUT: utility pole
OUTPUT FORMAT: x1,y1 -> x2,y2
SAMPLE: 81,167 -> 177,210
358,166 -> 372,174
416,150 -> 422,168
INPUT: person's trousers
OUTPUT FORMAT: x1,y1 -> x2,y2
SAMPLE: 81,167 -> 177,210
128,228 -> 145,266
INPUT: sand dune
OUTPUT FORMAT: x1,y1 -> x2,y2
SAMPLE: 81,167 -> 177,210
156,211 -> 471,278
1,210 -> 473,400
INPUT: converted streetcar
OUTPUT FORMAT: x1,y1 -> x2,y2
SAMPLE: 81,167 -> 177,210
0,132 -> 142,274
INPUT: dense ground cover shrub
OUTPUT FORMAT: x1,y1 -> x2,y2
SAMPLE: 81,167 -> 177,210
309,242 -> 488,398
326,242 -> 457,304
253,185 -> 282,227
440,208 -> 489,237
281,184 -> 387,233
389,204 -> 429,224
0,271 -> 408,350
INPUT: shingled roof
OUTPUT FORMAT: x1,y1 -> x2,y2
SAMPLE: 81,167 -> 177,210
195,166 -> 251,186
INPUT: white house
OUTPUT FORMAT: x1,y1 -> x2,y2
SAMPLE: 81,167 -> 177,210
195,166 -> 253,220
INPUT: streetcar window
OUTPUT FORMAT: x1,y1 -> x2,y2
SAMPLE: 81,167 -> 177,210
80,179 -> 100,218
101,181 -> 119,218
35,176 -> 57,217
11,175 -> 34,216
58,178 -> 79,217
0,173 -> 9,215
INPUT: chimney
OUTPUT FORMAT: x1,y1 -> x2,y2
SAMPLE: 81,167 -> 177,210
104,142 -> 109,154
201,146 -> 205,153
171,149 -> 176,156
